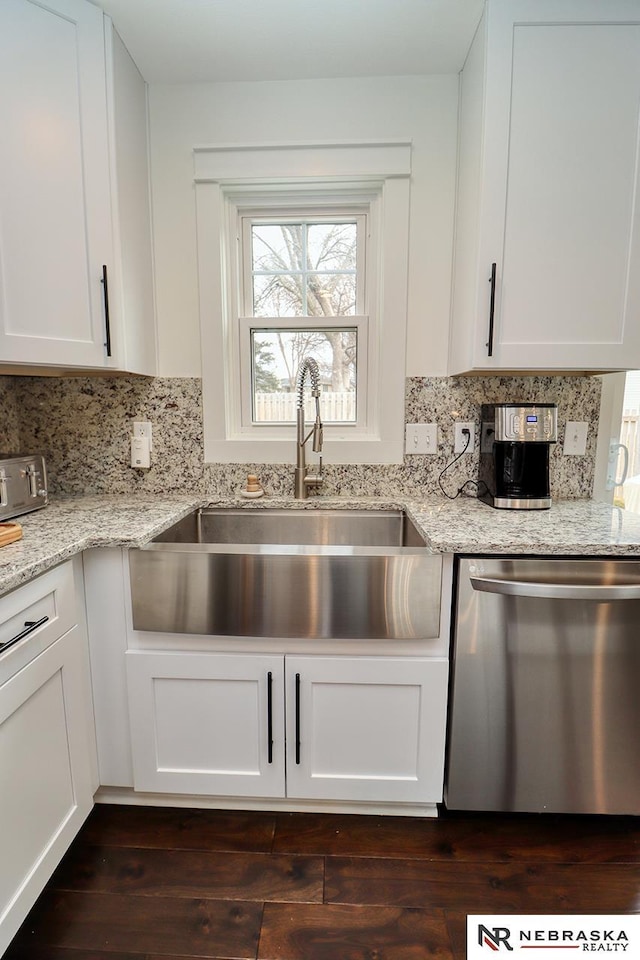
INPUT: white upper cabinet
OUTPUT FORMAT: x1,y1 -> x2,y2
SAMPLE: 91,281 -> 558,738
0,0 -> 156,373
0,0 -> 111,368
105,25 -> 157,376
449,0 -> 640,374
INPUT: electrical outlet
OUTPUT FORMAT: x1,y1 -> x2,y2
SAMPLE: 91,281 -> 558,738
405,423 -> 438,455
454,421 -> 475,454
133,421 -> 153,451
480,421 -> 495,454
563,421 -> 588,456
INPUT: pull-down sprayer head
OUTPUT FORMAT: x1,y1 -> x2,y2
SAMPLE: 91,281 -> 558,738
294,356 -> 324,498
295,357 -> 323,453
295,356 -> 321,405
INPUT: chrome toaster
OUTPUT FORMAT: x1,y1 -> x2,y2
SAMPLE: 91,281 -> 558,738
0,455 -> 48,521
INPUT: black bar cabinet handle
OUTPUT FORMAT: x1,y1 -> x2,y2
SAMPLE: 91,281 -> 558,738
101,264 -> 112,357
267,671 -> 273,764
486,262 -> 497,357
0,615 -> 49,655
295,672 -> 301,765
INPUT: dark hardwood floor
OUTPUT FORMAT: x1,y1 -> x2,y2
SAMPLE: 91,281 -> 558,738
6,804 -> 640,959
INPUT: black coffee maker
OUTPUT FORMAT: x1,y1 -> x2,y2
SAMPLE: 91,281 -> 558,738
479,403 -> 558,509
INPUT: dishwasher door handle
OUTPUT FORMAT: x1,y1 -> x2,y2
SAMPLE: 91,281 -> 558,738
470,575 -> 640,601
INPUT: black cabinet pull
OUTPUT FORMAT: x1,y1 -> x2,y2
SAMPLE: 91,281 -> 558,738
101,264 -> 112,357
267,671 -> 273,764
295,672 -> 301,765
486,262 -> 497,357
0,615 -> 49,655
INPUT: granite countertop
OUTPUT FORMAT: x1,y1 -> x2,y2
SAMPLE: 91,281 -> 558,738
405,496 -> 640,556
0,494 -> 203,596
1,492 -> 640,599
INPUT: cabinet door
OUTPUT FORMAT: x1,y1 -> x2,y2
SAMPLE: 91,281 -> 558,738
0,626 -> 94,954
126,651 -> 286,797
285,656 -> 449,804
0,0 -> 112,367
451,2 -> 640,373
104,24 -> 157,376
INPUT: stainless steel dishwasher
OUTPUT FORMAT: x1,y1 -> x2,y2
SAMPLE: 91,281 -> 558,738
446,557 -> 640,814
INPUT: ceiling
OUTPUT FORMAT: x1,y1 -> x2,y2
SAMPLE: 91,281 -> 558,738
92,0 -> 484,84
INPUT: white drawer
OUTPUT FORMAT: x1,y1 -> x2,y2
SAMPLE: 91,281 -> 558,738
0,563 -> 77,686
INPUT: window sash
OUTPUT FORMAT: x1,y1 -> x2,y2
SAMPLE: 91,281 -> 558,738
240,212 -> 367,320
239,315 -> 369,434
249,328 -> 358,424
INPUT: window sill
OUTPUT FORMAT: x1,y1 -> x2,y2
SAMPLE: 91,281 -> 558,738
204,436 -> 404,465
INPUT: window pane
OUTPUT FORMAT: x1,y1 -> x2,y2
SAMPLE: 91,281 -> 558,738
252,223 -> 303,270
249,220 -> 358,318
253,273 -> 304,317
251,329 -> 357,423
307,222 -> 357,271
306,272 -> 356,316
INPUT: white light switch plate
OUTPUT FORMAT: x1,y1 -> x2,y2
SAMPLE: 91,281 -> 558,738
563,421 -> 588,456
405,423 -> 438,455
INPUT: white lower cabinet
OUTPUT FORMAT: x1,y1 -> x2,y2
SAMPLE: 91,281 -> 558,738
126,652 -> 285,798
0,624 -> 95,954
286,656 -> 448,804
126,650 -> 448,806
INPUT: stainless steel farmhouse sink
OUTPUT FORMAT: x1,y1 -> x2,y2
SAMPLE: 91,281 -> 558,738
129,508 -> 441,640
151,507 -> 427,547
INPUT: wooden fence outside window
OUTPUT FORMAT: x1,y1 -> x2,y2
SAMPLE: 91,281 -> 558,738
253,391 -> 356,423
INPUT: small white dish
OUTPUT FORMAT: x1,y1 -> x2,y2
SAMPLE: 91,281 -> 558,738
240,489 -> 265,499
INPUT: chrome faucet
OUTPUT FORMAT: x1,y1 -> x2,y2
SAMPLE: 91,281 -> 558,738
294,356 -> 324,499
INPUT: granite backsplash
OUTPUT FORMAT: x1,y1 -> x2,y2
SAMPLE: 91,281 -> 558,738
0,374 -> 601,500
0,380 -> 21,455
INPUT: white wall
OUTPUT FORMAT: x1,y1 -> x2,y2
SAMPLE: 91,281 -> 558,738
148,75 -> 459,378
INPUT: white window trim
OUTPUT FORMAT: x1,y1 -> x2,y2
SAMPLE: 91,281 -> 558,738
194,141 -> 411,465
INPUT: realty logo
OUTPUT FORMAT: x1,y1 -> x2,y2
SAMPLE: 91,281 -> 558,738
478,925 -> 514,952
468,916 -> 640,958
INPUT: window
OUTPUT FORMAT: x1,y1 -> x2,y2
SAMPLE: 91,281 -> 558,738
241,212 -> 367,429
194,142 -> 411,464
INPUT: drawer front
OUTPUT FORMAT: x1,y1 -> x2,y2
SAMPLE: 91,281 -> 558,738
0,563 -> 77,686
